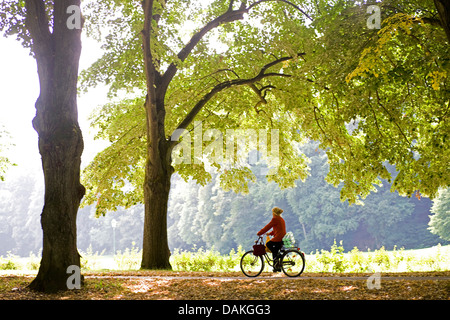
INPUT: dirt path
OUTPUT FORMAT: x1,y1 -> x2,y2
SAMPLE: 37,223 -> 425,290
1,271 -> 449,300
86,274 -> 450,281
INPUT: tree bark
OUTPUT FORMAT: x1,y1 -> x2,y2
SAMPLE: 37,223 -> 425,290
140,0 -> 173,270
141,88 -> 174,269
25,0 -> 85,293
141,134 -> 174,269
434,0 -> 450,42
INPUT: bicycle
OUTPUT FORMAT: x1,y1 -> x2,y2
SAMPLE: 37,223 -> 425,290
240,235 -> 306,277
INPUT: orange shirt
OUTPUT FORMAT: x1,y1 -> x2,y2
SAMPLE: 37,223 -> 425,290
257,215 -> 286,242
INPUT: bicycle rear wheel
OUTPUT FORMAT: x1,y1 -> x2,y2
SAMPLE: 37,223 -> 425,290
281,250 -> 305,277
240,250 -> 264,277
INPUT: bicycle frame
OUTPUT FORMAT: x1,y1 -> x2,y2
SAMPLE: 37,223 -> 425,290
261,235 -> 299,266
262,252 -> 274,268
262,247 -> 296,266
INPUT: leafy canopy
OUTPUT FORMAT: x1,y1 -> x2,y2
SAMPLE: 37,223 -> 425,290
80,0 -> 449,215
299,0 -> 449,203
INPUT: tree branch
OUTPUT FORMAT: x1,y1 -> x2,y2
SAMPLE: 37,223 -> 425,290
375,89 -> 411,145
141,0 -> 157,95
419,17 -> 442,27
141,0 -> 166,168
25,0 -> 52,57
169,54 -> 301,148
313,106 -> 347,155
434,0 -> 450,42
367,94 -> 384,139
159,4 -> 248,96
160,0 -> 311,97
248,0 -> 313,21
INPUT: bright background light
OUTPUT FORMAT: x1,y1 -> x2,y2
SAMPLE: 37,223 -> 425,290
0,34 -> 109,178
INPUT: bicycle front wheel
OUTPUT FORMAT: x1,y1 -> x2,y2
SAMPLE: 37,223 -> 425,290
281,250 -> 305,277
240,250 -> 264,277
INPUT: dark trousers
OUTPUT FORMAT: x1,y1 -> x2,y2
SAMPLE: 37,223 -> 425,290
266,241 -> 283,260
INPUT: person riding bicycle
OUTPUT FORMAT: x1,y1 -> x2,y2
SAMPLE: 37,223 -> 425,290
257,207 -> 286,272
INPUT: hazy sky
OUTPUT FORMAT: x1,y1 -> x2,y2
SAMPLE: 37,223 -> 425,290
0,35 -> 109,178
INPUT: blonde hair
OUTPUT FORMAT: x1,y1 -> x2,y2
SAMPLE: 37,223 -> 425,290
272,207 -> 283,216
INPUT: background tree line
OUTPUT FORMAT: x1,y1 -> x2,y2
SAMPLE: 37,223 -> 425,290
1,140 -> 447,257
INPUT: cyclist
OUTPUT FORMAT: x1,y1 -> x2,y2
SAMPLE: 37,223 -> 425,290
257,207 -> 286,272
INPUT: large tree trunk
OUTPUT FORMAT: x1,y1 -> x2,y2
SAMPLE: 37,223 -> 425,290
140,0 -> 173,269
28,120 -> 85,292
141,95 -> 173,269
141,155 -> 173,269
26,0 -> 85,293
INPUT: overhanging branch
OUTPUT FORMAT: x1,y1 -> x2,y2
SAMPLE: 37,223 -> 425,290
169,54 -> 303,149
25,0 -> 52,57
159,0 -> 311,97
159,2 -> 248,96
248,0 -> 313,21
